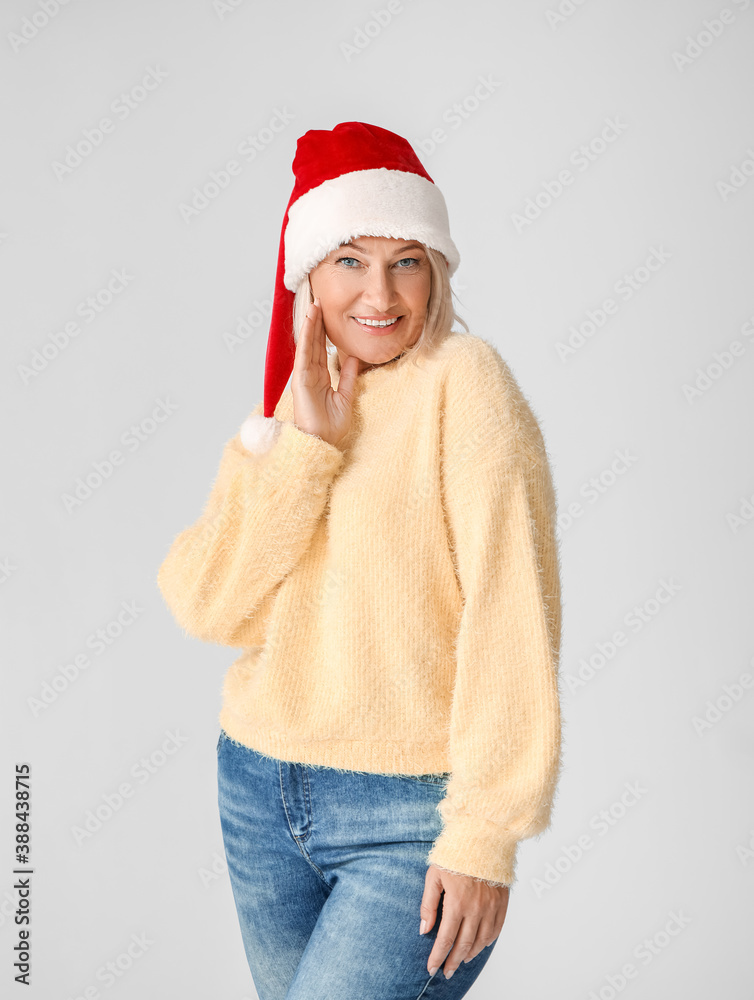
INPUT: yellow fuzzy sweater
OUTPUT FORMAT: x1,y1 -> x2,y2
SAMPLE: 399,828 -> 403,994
157,331 -> 563,887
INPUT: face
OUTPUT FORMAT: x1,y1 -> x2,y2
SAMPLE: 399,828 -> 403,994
308,235 -> 431,374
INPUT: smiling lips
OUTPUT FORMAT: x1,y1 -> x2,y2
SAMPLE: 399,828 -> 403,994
352,315 -> 402,334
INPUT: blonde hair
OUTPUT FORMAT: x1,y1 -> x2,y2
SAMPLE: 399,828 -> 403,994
291,244 -> 468,371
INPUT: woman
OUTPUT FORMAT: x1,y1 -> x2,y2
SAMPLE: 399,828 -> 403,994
157,121 -> 563,999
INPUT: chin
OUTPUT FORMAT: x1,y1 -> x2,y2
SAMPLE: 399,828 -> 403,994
342,339 -> 389,359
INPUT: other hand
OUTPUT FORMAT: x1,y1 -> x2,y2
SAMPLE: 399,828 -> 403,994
420,864 -> 510,980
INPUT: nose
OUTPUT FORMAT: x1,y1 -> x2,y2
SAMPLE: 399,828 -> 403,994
361,263 -> 398,313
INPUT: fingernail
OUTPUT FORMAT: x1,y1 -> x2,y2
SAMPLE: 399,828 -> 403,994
429,966 -> 439,977
445,968 -> 455,980
419,920 -> 427,935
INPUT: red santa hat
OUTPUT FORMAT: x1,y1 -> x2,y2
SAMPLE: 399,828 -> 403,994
241,121 -> 460,452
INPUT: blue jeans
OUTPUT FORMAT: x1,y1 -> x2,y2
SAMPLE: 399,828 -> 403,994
216,729 -> 499,999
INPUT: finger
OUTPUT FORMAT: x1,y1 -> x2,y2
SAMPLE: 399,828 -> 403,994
461,894 -> 509,965
334,353 -> 360,405
438,915 -> 478,980
312,296 -> 327,371
293,298 -> 315,379
461,914 -> 498,965
427,907 -> 462,977
297,298 -> 327,381
419,871 -> 442,937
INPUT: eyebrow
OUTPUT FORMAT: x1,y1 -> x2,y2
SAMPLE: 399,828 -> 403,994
338,241 -> 426,255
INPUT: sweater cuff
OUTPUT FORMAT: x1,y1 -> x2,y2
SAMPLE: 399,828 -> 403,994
426,816 -> 520,888
240,414 -> 341,464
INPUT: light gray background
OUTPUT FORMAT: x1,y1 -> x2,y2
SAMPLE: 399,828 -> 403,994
3,0 -> 753,997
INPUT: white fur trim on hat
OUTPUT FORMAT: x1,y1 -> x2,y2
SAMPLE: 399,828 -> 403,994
283,167 -> 460,292
240,413 -> 283,455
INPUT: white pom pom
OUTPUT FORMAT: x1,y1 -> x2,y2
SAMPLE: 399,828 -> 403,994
240,414 -> 283,454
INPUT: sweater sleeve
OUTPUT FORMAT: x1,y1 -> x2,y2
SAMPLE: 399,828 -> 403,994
157,409 -> 345,647
426,343 -> 563,888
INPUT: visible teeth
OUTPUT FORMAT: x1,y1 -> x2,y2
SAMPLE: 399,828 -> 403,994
355,317 -> 399,327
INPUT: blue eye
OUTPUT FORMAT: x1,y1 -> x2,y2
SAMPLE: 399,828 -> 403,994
334,256 -> 422,269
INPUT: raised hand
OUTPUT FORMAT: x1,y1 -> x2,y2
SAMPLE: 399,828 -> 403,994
291,297 -> 359,449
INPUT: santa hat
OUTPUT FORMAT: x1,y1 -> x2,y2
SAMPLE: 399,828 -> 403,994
241,121 -> 460,454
